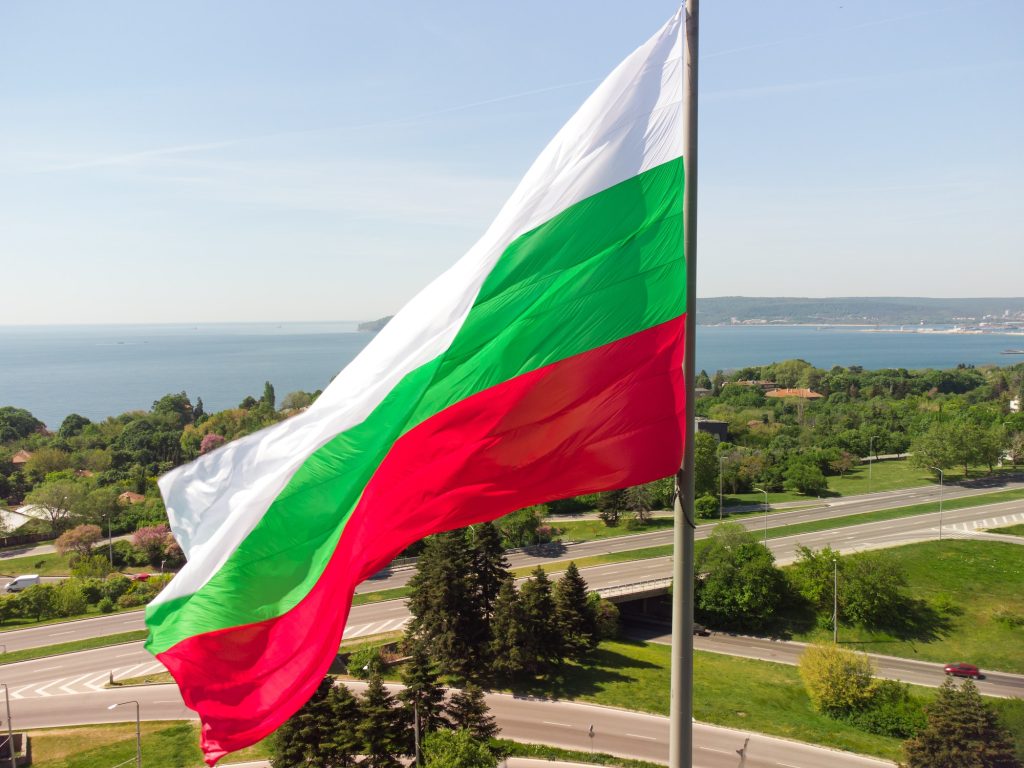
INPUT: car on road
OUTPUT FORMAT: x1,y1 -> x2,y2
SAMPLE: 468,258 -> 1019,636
130,573 -> 151,582
4,574 -> 41,593
944,662 -> 983,679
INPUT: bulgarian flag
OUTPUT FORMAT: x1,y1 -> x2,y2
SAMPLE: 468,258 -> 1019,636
147,10 -> 686,764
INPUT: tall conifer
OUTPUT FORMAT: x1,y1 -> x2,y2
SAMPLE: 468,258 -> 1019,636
553,561 -> 597,659
359,673 -> 409,768
488,576 -> 531,680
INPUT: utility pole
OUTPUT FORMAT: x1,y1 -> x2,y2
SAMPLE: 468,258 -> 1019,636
0,683 -> 15,767
868,435 -> 879,494
669,3 -> 698,768
753,487 -> 768,545
929,466 -> 944,541
833,558 -> 839,644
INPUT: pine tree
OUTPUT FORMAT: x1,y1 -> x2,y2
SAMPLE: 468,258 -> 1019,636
447,684 -> 500,742
407,529 -> 486,679
359,672 -> 409,768
553,562 -> 597,660
399,645 -> 449,754
488,576 -> 532,680
471,521 -> 510,620
262,380 -> 276,410
596,489 -> 626,527
519,567 -> 563,668
270,676 -> 336,768
903,679 -> 1020,768
326,682 -> 363,767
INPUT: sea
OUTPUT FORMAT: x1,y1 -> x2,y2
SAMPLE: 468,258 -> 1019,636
1,322 -> 1022,429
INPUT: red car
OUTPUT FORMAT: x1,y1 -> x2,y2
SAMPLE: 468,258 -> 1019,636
130,573 -> 151,582
944,662 -> 982,679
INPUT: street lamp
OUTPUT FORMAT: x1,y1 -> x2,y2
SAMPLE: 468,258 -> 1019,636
868,435 -> 879,494
833,558 -> 839,644
753,487 -> 768,545
0,683 -> 15,767
108,700 -> 141,768
929,466 -> 944,542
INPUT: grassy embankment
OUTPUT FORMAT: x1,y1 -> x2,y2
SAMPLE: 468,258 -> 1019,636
788,539 -> 1024,674
0,630 -> 147,666
989,523 -> 1024,537
0,549 -> 153,578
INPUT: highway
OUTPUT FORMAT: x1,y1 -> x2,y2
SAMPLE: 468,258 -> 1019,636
7,681 -> 894,768
631,629 -> 1024,700
1,499 -> 1022,702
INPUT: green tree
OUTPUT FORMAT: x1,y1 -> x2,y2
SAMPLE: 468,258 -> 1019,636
58,413 -> 91,439
553,562 -> 597,659
596,489 -> 626,527
326,681 -> 363,767
489,577 -> 532,680
696,369 -> 712,390
0,406 -> 43,442
589,594 -> 620,640
798,644 -> 875,718
903,679 -> 1020,767
842,551 -> 908,628
624,483 -> 655,523
423,729 -> 497,768
694,523 -> 785,631
911,422 -> 956,474
359,672 -> 409,768
693,432 -> 720,497
17,584 -> 56,621
497,507 -> 545,548
784,456 -> 828,496
520,567 -> 563,668
789,545 -> 842,613
470,522 -> 510,620
407,530 -> 485,680
271,677 -> 336,768
399,646 -> 448,746
446,684 -> 499,742
262,381 -> 276,410
25,478 -> 88,533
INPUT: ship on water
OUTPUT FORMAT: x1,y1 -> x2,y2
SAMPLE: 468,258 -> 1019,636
1002,349 -> 1024,355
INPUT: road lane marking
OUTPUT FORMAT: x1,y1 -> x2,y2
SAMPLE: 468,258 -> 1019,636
27,665 -> 60,673
115,652 -> 142,658
698,747 -> 731,754
625,733 -> 657,741
541,721 -> 574,728
47,631 -> 75,636
60,673 -> 96,695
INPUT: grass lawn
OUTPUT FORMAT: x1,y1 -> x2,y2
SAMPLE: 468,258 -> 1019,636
352,585 -> 411,606
0,630 -> 147,666
0,550 -> 155,578
27,721 -> 273,768
790,540 -> 1024,674
728,460 -> 1021,507
510,545 -> 673,579
512,638 -> 1024,763
989,523 -> 1024,537
556,517 -> 673,542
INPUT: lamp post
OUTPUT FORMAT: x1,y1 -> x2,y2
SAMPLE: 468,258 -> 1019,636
753,487 -> 768,545
868,435 -> 879,494
833,558 -> 839,644
108,700 -> 141,768
104,511 -> 113,565
0,683 -> 15,767
929,466 -> 944,541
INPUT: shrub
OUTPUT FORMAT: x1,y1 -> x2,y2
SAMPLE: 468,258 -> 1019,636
71,554 -> 114,579
116,591 -> 150,609
17,584 -> 57,621
695,494 -> 719,519
53,581 -> 88,617
101,575 -> 132,603
847,680 -> 926,738
132,524 -> 171,568
77,577 -> 105,605
589,594 -> 620,640
798,644 -> 874,717
98,597 -> 115,614
992,608 -> 1024,629
347,645 -> 384,679
0,595 -> 19,625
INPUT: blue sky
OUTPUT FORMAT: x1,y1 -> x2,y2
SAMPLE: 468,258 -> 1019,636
2,1 -> 1022,324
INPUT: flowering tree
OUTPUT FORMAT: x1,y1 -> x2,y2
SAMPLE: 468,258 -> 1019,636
55,524 -> 102,559
133,524 -> 171,568
199,433 -> 226,455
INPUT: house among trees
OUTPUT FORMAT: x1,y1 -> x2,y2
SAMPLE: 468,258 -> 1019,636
695,417 -> 730,442
734,379 -> 778,391
11,450 -> 32,467
118,491 -> 146,505
765,388 -> 824,400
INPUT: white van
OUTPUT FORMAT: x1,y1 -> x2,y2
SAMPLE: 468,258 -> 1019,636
5,575 -> 40,593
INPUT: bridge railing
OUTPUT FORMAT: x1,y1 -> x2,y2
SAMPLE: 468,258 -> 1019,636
596,577 -> 672,599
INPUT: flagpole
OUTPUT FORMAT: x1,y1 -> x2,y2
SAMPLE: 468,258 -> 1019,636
669,2 -> 698,768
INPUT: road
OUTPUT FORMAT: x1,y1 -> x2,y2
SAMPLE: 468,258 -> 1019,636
10,682 -> 894,768
629,628 -> 1024,700
2,498 -> 1022,700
